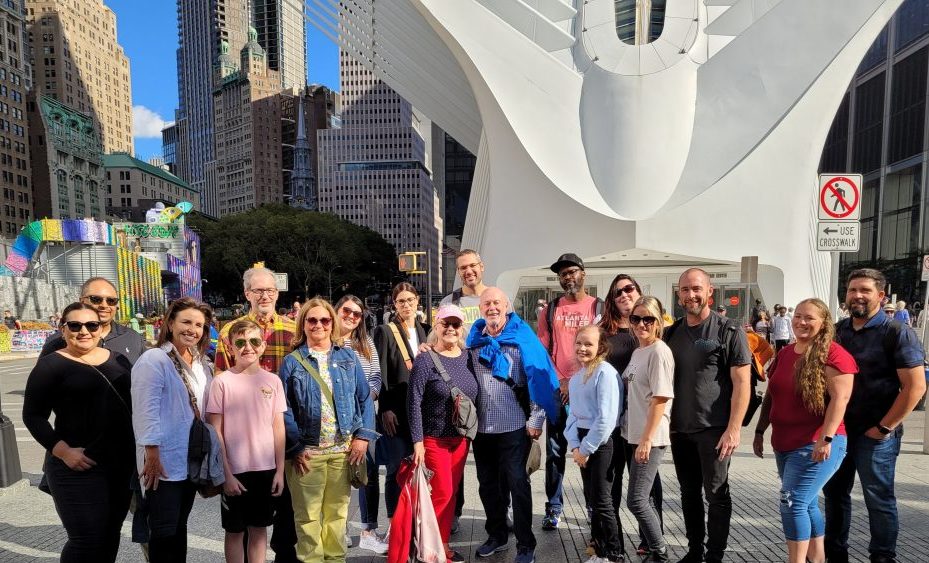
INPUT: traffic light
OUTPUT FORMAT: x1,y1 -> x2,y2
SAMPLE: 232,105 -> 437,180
399,253 -> 417,272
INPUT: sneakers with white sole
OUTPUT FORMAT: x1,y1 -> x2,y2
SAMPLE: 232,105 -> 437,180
358,531 -> 389,555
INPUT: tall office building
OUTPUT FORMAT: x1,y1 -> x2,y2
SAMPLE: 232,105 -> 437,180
175,0 -> 249,214
212,32 -> 283,216
252,0 -> 306,90
820,0 -> 929,304
26,0 -> 133,153
318,51 -> 442,293
0,1 -> 31,236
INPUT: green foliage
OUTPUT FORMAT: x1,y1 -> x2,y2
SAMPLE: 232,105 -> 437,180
188,205 -> 400,304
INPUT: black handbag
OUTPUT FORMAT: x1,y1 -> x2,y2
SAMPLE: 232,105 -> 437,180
169,350 -> 222,498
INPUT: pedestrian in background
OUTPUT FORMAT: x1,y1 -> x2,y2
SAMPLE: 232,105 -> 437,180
566,325 -> 622,563
753,298 -> 855,563
132,297 -> 215,562
23,302 -> 134,563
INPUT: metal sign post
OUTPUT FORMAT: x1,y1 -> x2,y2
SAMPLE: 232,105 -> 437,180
921,255 -> 929,454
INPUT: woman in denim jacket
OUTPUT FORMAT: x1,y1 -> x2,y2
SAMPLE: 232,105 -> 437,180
279,297 -> 378,562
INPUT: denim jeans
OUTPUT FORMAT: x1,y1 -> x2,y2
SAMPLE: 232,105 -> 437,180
610,427 -> 663,550
473,428 -> 536,550
545,403 -> 568,514
670,428 -> 731,562
578,430 -> 622,561
358,447 -> 381,530
774,435 -> 847,541
824,426 -> 903,562
627,444 -> 667,552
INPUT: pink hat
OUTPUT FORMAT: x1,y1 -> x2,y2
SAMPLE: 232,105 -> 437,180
435,304 -> 465,322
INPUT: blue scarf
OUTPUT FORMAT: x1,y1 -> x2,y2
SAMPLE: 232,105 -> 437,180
467,312 -> 560,423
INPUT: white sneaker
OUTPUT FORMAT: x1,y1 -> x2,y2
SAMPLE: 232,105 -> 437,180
584,556 -> 603,563
345,533 -> 352,548
359,531 -> 389,555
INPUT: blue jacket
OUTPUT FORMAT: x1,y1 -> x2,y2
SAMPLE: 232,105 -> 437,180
279,343 -> 378,458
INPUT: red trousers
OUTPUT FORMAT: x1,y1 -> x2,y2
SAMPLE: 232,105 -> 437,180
423,435 -> 469,546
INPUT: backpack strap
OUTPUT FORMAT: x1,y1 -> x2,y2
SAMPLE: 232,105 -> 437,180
593,297 -> 604,321
388,322 -> 413,370
662,316 -> 685,343
289,350 -> 334,408
716,316 -> 738,367
451,288 -> 463,306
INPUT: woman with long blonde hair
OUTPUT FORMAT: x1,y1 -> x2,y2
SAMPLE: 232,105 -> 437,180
622,296 -> 675,562
565,325 -> 622,563
753,298 -> 857,563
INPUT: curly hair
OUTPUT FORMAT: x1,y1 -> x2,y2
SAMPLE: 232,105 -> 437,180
793,298 -> 834,416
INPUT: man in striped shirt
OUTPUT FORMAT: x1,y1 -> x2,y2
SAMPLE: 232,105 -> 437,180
214,266 -> 297,563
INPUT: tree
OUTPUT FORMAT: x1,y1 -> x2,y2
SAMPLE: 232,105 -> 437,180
188,205 -> 400,306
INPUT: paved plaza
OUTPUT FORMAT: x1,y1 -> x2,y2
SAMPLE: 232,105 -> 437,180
2,356 -> 929,562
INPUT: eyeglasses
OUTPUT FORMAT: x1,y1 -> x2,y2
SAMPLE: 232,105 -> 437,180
440,319 -> 463,329
612,284 -> 637,298
305,316 -> 332,327
559,267 -> 582,279
64,320 -> 102,333
233,337 -> 264,350
84,295 -> 119,306
395,297 -> 417,306
248,288 -> 278,297
629,315 -> 658,327
340,306 -> 363,321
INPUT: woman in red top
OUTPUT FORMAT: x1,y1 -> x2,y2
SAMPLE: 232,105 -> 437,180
752,298 -> 856,563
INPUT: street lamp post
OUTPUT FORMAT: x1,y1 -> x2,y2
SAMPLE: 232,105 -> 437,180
327,264 -> 341,301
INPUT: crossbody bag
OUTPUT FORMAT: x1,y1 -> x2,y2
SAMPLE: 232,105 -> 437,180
427,350 -> 478,440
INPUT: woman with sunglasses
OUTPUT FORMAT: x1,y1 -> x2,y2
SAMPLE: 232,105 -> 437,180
279,298 -> 377,562
599,274 -> 664,556
623,296 -> 675,562
407,305 -> 479,562
335,294 -> 387,553
131,297 -> 214,562
23,302 -> 135,562
372,283 -> 430,526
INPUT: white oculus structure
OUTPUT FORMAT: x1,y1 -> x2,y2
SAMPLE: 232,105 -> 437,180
307,0 -> 903,305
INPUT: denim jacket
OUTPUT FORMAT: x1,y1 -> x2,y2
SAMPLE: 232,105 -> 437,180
279,343 -> 378,458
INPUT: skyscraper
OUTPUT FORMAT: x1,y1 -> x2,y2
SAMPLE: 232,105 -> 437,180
175,0 -> 249,214
317,51 -> 442,293
26,0 -> 133,153
0,1 -> 31,235
252,0 -> 306,90
212,31 -> 283,216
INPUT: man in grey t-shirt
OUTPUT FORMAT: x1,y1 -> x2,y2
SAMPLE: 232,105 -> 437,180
664,268 -> 751,563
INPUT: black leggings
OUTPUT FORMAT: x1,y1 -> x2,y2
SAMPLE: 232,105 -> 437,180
45,455 -> 132,563
145,479 -> 197,563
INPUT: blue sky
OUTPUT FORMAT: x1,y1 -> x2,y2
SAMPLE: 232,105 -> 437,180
105,0 -> 340,161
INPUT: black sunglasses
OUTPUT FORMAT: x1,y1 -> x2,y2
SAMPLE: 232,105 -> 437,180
340,306 -> 363,320
85,295 -> 119,306
612,284 -> 638,298
439,319 -> 463,329
233,337 -> 264,349
64,320 -> 102,333
629,315 -> 658,327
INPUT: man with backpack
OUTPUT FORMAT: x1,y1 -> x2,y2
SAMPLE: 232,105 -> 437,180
537,253 -> 603,530
664,268 -> 752,563
824,268 -> 926,563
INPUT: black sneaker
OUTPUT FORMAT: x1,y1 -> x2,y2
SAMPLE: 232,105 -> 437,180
476,538 -> 509,558
514,547 -> 535,563
449,550 -> 465,562
676,552 -> 703,563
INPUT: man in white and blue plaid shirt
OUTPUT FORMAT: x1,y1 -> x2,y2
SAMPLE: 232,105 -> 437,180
469,287 -> 545,563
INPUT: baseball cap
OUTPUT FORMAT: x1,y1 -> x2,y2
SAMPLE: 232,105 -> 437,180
436,304 -> 465,322
550,252 -> 585,273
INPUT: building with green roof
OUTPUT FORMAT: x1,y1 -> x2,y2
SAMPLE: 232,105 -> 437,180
103,152 -> 199,221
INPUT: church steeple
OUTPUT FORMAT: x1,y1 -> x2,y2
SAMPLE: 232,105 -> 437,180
290,93 -> 316,210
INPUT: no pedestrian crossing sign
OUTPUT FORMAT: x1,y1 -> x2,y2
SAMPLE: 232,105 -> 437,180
817,174 -> 862,253
818,174 -> 861,220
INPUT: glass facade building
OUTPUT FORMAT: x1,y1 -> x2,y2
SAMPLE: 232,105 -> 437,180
819,0 -> 929,304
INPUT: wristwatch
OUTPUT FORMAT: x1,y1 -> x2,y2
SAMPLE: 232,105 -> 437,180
822,435 -> 834,443
878,424 -> 893,435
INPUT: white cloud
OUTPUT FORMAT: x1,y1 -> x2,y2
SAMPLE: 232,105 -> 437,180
132,105 -> 174,139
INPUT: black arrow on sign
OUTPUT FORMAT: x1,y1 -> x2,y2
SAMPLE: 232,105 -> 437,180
823,226 -> 838,235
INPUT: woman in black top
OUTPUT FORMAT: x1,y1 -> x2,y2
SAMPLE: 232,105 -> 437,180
23,302 -> 134,563
599,274 -> 664,556
372,282 -> 430,522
